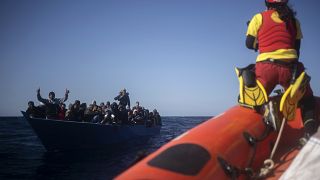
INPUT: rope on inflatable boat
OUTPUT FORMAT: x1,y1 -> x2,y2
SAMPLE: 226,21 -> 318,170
258,117 -> 287,178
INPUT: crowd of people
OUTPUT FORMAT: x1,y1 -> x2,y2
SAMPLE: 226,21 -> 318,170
26,88 -> 162,127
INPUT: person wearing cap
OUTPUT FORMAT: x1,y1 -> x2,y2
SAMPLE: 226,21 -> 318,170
37,88 -> 70,119
246,0 -> 317,138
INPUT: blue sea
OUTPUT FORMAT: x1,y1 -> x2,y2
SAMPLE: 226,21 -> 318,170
0,116 -> 210,180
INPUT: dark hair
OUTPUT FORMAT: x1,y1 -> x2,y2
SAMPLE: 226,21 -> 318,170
49,91 -> 55,97
265,2 -> 296,23
28,101 -> 34,106
74,100 -> 80,105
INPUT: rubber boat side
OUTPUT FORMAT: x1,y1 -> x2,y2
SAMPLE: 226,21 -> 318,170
116,97 -> 320,179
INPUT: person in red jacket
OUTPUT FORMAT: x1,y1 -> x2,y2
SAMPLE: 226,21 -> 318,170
58,103 -> 67,120
246,0 -> 317,139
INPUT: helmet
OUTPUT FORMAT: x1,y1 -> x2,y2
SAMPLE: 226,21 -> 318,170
265,0 -> 288,3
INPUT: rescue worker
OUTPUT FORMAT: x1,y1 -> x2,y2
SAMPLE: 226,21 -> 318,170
246,0 -> 317,139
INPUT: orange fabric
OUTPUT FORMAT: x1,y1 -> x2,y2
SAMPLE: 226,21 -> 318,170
116,98 -> 320,179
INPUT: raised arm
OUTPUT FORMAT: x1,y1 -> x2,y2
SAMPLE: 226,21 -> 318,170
114,94 -> 121,101
127,93 -> 130,109
37,88 -> 48,104
59,89 -> 70,103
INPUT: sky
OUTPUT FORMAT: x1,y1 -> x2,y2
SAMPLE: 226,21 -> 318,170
0,0 -> 320,116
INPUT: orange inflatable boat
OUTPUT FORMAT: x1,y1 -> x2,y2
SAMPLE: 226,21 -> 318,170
116,97 -> 320,179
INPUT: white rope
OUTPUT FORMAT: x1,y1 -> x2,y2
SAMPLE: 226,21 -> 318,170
258,117 -> 287,178
270,117 -> 287,159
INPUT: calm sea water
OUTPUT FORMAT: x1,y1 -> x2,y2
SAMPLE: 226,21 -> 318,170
0,116 -> 210,180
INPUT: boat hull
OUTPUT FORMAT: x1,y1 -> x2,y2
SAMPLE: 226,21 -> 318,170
22,111 -> 161,151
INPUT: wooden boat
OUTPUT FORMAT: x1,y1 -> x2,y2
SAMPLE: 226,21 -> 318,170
21,111 -> 161,151
116,97 -> 320,179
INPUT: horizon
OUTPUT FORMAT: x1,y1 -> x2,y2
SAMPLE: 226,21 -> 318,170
0,115 -> 213,118
1,0 -> 320,116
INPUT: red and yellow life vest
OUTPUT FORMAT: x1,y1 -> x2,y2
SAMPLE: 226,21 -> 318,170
258,10 -> 297,53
